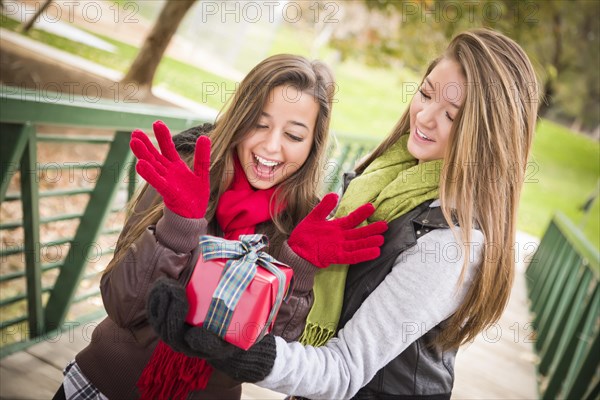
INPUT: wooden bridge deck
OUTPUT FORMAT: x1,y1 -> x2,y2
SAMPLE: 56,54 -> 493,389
1,234 -> 539,399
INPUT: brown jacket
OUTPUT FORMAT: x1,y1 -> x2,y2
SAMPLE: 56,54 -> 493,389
75,187 -> 318,399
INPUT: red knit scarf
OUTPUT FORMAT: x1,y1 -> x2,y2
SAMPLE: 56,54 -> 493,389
137,158 -> 284,399
216,157 -> 283,240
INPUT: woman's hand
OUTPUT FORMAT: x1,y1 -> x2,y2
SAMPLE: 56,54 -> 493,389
147,278 -> 238,359
288,193 -> 388,268
130,120 -> 211,219
147,278 -> 277,383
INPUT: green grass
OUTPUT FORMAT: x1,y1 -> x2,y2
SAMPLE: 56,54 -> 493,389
0,14 -> 233,110
328,61 -> 417,139
268,24 -> 313,57
1,15 -> 598,248
268,24 -> 420,138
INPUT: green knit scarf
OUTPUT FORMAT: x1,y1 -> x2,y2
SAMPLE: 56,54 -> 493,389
299,134 -> 443,346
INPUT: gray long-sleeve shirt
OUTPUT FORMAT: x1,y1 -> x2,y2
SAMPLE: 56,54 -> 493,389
258,227 -> 485,399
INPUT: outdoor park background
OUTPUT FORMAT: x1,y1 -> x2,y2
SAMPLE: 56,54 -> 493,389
0,1 -> 598,398
1,0 -> 598,247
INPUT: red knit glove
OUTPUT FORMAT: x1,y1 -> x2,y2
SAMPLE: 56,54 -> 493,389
288,193 -> 388,268
129,120 -> 211,219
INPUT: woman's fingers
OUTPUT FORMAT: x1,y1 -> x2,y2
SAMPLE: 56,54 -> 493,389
153,120 -> 180,162
193,136 -> 211,182
308,193 -> 339,221
135,160 -> 170,193
344,221 -> 388,240
131,130 -> 171,169
130,136 -> 168,176
343,235 -> 385,251
337,203 -> 376,229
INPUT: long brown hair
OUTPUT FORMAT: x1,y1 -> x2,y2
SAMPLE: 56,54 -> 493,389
106,55 -> 335,272
356,29 -> 540,349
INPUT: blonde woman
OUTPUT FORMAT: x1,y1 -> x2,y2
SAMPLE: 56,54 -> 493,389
54,54 -> 387,400
150,28 -> 540,399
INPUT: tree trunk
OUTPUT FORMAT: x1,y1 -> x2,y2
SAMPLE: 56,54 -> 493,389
538,12 -> 564,117
538,77 -> 554,117
20,0 -> 53,33
121,0 -> 196,92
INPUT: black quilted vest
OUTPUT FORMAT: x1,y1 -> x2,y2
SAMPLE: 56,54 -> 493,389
337,173 -> 456,400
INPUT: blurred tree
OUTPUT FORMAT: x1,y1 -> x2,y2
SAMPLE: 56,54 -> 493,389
19,0 -> 53,33
335,0 -> 599,132
121,0 -> 196,94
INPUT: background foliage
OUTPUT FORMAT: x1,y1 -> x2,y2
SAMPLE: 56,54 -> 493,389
331,0 -> 600,133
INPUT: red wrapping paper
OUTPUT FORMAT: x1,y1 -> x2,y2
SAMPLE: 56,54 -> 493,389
185,256 -> 293,350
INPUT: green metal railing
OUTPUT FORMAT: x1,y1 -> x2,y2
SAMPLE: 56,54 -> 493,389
0,85 -> 378,357
526,213 -> 599,399
0,86 -> 214,357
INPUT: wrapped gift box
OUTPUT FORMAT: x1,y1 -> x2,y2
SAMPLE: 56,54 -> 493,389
185,234 -> 293,350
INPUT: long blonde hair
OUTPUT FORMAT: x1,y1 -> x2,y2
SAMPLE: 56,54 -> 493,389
356,29 -> 540,349
106,55 -> 335,272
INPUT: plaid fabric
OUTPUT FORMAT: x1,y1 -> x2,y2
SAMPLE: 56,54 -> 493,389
201,234 -> 288,340
206,297 -> 234,336
62,360 -> 108,400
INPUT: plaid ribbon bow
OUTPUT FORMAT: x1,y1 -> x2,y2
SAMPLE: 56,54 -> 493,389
201,234 -> 289,341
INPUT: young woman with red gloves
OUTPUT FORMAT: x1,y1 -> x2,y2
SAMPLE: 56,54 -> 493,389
53,54 -> 387,400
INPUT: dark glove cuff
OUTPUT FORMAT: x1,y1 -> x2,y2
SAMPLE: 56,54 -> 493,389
209,334 -> 276,383
147,277 -> 190,353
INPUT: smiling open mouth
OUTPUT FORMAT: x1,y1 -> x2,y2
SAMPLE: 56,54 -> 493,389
416,128 -> 435,142
253,154 -> 283,177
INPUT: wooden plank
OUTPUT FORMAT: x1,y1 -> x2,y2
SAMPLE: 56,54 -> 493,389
453,255 -> 538,399
241,384 -> 285,400
26,321 -> 95,370
0,351 -> 62,399
0,317 -> 284,399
